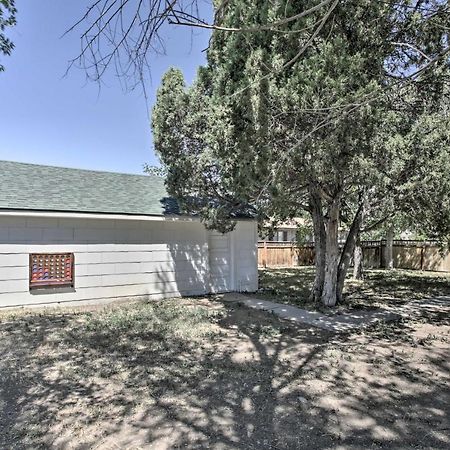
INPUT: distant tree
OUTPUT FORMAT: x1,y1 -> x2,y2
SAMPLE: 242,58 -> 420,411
152,1 -> 450,307
296,221 -> 313,247
143,163 -> 167,178
0,0 -> 16,72
399,111 -> 450,244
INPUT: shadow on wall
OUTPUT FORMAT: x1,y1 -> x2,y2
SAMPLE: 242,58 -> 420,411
0,213 -> 219,303
0,204 -> 257,305
160,197 -> 258,296
0,303 -> 449,449
154,240 -> 211,299
393,246 -> 422,270
155,231 -> 234,299
151,198 -> 235,298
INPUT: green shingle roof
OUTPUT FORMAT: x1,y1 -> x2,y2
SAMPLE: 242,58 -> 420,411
0,160 -> 182,216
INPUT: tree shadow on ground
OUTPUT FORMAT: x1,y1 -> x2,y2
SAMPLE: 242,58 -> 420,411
255,267 -> 450,310
345,269 -> 450,307
0,299 -> 449,449
256,267 -> 315,308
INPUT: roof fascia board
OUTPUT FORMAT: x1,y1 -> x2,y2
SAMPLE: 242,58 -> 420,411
0,209 -> 256,223
0,209 -> 198,222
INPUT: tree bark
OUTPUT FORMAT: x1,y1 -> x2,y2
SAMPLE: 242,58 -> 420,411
309,187 -> 326,303
353,234 -> 364,280
321,196 -> 341,307
385,226 -> 394,269
336,201 -> 365,303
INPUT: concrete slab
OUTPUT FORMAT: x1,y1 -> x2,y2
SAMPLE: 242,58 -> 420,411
273,305 -> 398,332
216,292 -> 252,303
240,298 -> 285,312
220,293 -> 400,332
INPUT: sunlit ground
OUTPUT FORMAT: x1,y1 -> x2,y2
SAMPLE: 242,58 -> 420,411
255,267 -> 450,310
1,295 -> 449,449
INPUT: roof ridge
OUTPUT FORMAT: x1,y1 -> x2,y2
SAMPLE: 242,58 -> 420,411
0,159 -> 176,217
0,159 -> 162,180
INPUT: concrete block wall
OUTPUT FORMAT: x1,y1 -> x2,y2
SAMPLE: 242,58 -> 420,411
233,221 -> 259,292
0,215 -> 258,308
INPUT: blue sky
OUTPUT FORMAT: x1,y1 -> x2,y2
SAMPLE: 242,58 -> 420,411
0,1 -> 212,174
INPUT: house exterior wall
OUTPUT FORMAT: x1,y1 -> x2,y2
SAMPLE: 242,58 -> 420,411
260,228 -> 298,242
0,215 -> 257,308
233,221 -> 259,292
208,230 -> 232,293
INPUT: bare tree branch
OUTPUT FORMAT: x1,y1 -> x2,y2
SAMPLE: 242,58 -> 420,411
66,0 -> 338,90
168,0 -> 334,32
393,41 -> 433,62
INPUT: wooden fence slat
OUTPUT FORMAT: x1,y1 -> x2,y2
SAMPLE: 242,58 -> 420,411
258,240 -> 450,272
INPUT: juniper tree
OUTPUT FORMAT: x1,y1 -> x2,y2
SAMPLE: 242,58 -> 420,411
0,0 -> 16,72
152,0 -> 450,306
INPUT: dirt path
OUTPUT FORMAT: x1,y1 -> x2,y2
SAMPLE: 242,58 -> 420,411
0,299 -> 449,449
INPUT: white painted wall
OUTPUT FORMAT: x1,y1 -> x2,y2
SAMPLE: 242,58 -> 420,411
232,221 -> 259,292
0,215 -> 257,308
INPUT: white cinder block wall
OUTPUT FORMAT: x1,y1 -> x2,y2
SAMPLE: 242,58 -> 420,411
232,221 -> 259,292
0,215 -> 257,308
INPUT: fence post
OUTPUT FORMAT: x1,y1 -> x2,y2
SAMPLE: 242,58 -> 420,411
258,239 -> 447,272
380,239 -> 385,268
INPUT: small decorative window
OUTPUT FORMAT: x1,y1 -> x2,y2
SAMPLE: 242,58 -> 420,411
29,253 -> 74,289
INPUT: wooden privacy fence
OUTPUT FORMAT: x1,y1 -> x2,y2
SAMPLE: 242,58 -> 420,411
258,240 -> 450,272
259,242 -> 315,268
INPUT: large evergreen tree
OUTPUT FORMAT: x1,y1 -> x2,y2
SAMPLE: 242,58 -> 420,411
0,0 -> 16,72
152,0 -> 450,306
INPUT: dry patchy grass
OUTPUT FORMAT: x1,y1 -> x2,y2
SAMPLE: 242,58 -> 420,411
0,295 -> 449,449
256,267 -> 450,310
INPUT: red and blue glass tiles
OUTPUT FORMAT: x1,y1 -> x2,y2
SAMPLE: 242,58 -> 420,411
29,253 -> 74,288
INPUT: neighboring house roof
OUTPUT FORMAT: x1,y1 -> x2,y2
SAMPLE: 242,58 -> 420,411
0,160 -> 181,217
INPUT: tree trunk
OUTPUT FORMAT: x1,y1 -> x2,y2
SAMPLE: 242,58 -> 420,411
353,234 -> 364,280
309,187 -> 326,303
321,197 -> 340,307
336,201 -> 365,303
385,226 -> 394,269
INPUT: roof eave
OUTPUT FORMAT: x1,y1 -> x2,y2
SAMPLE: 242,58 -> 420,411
0,209 -> 256,223
0,208 -> 198,222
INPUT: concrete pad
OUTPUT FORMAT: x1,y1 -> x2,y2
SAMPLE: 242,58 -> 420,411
268,304 -> 322,322
225,294 -> 400,332
274,305 -> 398,332
240,298 -> 285,312
218,292 -> 252,303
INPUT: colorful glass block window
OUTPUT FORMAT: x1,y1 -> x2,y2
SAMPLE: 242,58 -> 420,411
29,253 -> 74,289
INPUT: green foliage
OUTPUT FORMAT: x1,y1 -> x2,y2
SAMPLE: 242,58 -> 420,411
152,1 -> 450,242
143,163 -> 167,178
401,111 -> 450,243
0,0 -> 16,72
296,222 -> 313,246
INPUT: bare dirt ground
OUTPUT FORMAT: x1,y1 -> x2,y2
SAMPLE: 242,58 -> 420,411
1,295 -> 449,450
